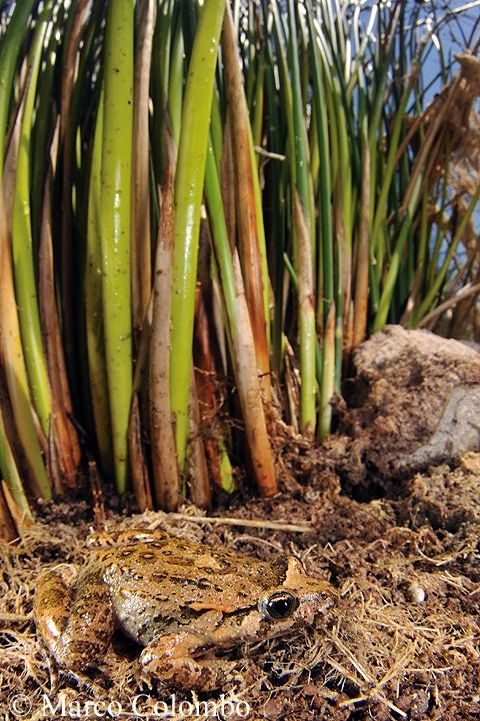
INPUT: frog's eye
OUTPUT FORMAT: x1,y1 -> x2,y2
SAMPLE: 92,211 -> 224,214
259,590 -> 299,620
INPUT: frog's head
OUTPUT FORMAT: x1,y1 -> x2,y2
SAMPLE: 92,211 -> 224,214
257,556 -> 336,632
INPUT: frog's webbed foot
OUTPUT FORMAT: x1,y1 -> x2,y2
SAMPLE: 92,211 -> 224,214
35,566 -> 115,672
140,632 -> 239,691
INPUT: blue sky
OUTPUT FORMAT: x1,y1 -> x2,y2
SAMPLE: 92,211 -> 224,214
416,0 -> 480,100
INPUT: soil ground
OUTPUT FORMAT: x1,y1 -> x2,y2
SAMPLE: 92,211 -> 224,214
1,444 -> 479,720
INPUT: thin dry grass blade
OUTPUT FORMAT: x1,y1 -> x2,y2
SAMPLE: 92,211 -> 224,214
400,79 -> 461,214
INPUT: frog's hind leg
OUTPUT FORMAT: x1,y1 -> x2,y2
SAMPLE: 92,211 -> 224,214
35,566 -> 115,672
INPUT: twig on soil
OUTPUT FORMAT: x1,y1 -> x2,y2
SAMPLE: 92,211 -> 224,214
338,693 -> 408,718
0,612 -> 32,623
415,543 -> 472,566
337,695 -> 368,709
148,513 -> 314,533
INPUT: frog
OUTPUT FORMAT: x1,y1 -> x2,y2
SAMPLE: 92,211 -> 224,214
34,528 -> 336,690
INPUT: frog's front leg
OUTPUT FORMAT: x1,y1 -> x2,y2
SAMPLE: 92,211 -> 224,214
34,566 -> 115,671
140,631 -> 237,691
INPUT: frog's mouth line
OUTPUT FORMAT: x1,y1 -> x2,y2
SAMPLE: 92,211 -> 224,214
187,601 -> 238,613
186,615 -> 313,656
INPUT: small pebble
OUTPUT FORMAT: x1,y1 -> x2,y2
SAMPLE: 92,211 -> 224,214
408,583 -> 426,603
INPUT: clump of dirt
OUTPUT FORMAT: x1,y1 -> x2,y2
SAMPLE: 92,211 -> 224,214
333,326 -> 480,495
1,452 -> 479,720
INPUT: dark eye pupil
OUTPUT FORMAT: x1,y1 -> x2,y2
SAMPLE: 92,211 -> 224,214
268,597 -> 291,617
265,592 -> 297,619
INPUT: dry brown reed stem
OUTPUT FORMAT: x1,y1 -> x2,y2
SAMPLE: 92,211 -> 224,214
353,141 -> 371,349
39,131 -> 81,491
127,392 -> 154,512
0,484 -> 17,540
149,513 -> 313,534
230,248 -> 278,496
293,189 -> 316,436
194,285 -> 224,492
222,4 -> 271,398
149,169 -> 181,511
128,287 -> 154,512
188,368 -> 212,509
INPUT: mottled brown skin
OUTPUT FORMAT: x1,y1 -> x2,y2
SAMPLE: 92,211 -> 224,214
34,529 -> 336,689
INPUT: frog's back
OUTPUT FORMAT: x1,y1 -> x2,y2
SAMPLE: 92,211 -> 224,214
92,532 -> 287,606
94,533 -> 287,597
88,532 -> 289,645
